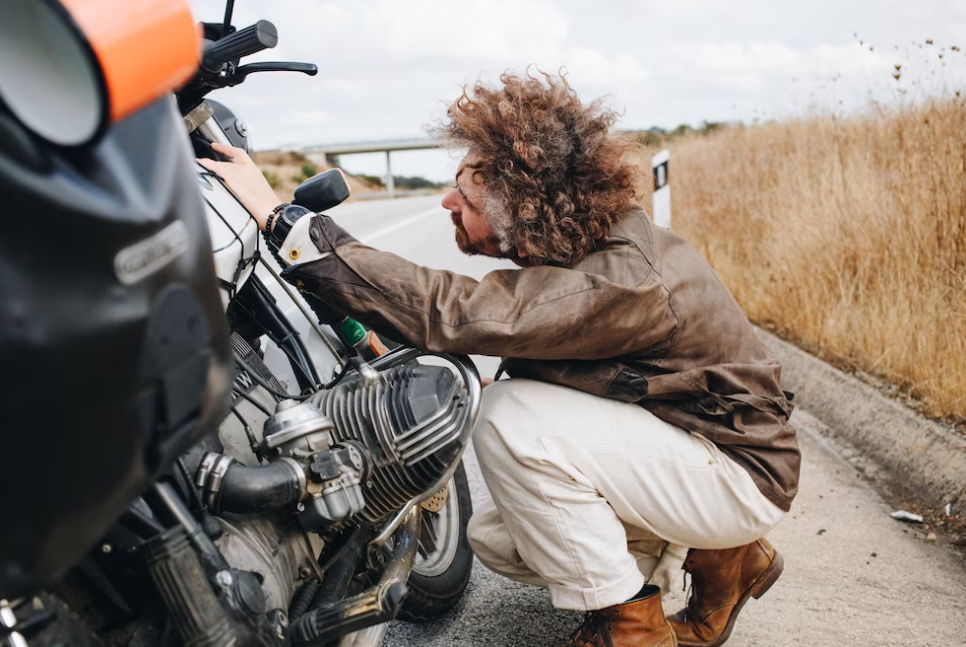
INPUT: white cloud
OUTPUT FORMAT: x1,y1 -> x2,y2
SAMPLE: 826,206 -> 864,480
186,0 -> 966,180
377,0 -> 569,60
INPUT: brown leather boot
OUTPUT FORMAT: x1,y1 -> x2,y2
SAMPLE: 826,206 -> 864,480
560,584 -> 677,647
667,538 -> 783,647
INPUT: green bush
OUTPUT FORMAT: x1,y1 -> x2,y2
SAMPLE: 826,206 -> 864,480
300,162 -> 318,179
262,170 -> 281,189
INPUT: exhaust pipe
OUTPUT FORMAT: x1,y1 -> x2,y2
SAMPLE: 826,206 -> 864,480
289,506 -> 420,646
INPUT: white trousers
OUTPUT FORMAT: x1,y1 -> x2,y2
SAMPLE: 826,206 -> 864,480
467,379 -> 785,611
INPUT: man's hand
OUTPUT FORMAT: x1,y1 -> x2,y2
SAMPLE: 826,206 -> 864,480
197,143 -> 282,230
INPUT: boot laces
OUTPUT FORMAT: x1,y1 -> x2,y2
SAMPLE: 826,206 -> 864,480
564,608 -> 618,647
681,556 -> 696,623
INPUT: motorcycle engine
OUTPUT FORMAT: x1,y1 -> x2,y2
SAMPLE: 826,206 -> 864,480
195,354 -> 472,601
311,362 -> 470,521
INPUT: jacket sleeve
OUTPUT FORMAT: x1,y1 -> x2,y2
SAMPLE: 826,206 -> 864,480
281,215 -> 678,361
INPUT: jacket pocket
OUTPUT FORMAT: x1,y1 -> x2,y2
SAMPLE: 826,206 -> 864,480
603,367 -> 649,402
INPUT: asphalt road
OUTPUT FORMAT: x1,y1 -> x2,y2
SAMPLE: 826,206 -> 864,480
328,195 -> 966,647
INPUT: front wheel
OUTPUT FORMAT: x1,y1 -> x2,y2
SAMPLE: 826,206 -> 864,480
399,461 -> 473,622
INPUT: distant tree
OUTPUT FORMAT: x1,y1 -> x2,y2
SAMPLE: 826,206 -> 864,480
392,175 -> 446,190
360,174 -> 385,188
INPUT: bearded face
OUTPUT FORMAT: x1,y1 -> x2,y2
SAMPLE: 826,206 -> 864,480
441,152 -> 506,259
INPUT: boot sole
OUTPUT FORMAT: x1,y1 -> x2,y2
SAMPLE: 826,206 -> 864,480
677,550 -> 784,647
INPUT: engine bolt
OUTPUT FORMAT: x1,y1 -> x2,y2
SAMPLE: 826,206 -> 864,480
101,544 -> 112,554
296,502 -> 305,512
215,570 -> 233,588
298,566 -> 312,580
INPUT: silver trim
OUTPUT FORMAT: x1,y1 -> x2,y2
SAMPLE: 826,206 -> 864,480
114,220 -> 189,286
197,115 -> 233,147
184,101 -> 215,134
255,255 -> 345,366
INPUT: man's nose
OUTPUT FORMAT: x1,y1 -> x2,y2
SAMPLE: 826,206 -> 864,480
441,187 -> 460,212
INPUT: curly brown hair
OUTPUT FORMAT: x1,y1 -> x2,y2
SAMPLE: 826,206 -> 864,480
436,70 -> 641,267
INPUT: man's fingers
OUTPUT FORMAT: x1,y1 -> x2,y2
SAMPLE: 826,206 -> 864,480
197,158 -> 224,173
210,141 -> 236,157
211,142 -> 250,163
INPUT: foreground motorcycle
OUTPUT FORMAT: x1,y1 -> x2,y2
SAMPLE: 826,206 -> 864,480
0,1 -> 479,645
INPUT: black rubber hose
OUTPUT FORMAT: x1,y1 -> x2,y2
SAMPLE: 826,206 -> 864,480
289,580 -> 321,621
309,525 -> 367,610
215,460 -> 303,514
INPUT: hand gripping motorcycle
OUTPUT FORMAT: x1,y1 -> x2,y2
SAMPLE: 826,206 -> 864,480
0,2 -> 480,646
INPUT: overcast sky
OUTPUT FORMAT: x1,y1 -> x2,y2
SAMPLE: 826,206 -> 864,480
189,0 -> 966,181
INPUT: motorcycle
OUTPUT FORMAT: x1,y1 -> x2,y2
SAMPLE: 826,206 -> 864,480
0,1 -> 479,646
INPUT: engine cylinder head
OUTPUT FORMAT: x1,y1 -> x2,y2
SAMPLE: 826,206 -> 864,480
311,363 -> 470,522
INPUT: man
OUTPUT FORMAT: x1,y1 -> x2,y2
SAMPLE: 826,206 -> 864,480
201,71 -> 800,647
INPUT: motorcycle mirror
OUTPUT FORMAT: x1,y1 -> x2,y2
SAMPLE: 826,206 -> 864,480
0,0 -> 197,148
293,168 -> 352,213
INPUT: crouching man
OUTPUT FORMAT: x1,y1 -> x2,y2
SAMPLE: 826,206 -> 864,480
201,71 -> 800,647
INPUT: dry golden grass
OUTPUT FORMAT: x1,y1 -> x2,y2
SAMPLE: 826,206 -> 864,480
644,99 -> 966,420
252,150 -> 381,202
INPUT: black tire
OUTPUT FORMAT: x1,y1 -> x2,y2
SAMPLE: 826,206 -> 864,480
398,461 -> 474,622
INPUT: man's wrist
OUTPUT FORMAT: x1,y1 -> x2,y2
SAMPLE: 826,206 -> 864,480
264,203 -> 288,233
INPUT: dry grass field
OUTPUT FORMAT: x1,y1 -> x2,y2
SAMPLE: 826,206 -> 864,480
642,98 -> 966,421
252,150 -> 381,202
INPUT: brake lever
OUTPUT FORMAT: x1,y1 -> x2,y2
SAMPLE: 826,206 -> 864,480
230,62 -> 319,85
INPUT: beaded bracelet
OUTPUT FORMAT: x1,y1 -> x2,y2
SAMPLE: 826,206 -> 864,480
264,203 -> 287,233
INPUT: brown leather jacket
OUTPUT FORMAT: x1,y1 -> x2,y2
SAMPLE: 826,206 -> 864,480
285,206 -> 800,511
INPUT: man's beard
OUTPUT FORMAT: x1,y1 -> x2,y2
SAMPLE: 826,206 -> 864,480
450,211 -> 513,260
451,212 -> 485,256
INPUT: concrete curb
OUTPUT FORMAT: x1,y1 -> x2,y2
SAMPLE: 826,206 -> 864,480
757,329 -> 966,508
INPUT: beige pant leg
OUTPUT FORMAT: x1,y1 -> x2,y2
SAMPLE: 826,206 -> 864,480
467,379 -> 785,611
469,503 -> 667,587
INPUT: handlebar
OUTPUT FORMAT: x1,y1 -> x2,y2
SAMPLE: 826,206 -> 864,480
202,20 -> 278,72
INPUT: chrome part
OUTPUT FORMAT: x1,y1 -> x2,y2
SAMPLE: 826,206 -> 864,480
183,100 -> 214,134
262,400 -> 336,453
0,600 -> 27,647
413,477 -> 460,577
196,453 -> 236,509
215,570 -> 234,589
197,115 -> 233,147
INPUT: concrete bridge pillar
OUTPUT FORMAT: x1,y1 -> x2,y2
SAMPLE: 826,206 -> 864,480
385,150 -> 395,198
